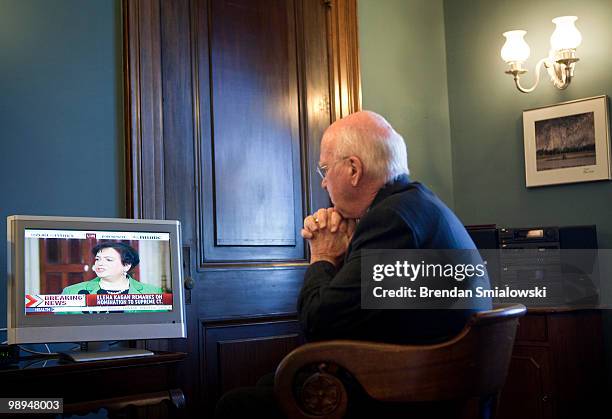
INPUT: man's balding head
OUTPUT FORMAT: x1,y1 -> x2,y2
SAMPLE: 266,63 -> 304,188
322,111 -> 409,184
319,111 -> 409,218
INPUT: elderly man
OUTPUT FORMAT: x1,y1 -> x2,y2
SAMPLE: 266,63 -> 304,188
299,110 -> 490,343
214,111 -> 490,419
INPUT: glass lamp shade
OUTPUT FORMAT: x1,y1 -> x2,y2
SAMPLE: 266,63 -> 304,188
501,30 -> 530,63
550,16 -> 582,50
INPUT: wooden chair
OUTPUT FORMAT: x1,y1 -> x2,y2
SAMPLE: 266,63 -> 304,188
274,304 -> 526,419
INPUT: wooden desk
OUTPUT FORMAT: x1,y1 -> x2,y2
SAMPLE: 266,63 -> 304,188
497,308 -> 605,419
0,351 -> 186,418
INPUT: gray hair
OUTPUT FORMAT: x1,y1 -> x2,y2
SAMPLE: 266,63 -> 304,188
332,113 -> 409,183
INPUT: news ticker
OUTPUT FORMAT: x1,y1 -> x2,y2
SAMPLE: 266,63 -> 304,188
24,229 -> 170,241
0,398 -> 63,414
24,293 -> 173,314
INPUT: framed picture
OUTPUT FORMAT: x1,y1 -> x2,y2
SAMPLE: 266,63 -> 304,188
522,95 -> 611,187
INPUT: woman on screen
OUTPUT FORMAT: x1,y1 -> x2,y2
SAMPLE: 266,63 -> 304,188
62,242 -> 162,295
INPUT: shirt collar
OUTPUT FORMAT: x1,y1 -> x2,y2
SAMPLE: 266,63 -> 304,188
368,174 -> 413,211
91,275 -> 142,292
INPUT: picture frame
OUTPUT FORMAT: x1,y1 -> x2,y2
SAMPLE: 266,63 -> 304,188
522,95 -> 611,187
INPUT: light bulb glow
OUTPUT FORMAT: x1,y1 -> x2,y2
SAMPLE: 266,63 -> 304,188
550,16 -> 582,50
501,30 -> 530,63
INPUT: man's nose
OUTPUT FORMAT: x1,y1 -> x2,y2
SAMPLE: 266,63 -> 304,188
321,176 -> 327,190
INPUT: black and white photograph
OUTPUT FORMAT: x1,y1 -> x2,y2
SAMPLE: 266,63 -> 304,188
535,112 -> 596,171
523,96 -> 611,187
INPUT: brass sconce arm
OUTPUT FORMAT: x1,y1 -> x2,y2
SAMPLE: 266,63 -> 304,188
506,52 -> 578,94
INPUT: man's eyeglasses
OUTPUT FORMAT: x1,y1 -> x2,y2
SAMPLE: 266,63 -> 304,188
316,157 -> 349,180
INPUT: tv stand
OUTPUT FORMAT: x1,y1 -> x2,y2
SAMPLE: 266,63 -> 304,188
0,351 -> 186,418
59,348 -> 154,363
58,341 -> 154,363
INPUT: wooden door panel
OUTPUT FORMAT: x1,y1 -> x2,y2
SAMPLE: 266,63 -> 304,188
211,0 -> 300,250
197,267 -> 306,319
203,318 -> 304,413
299,0 -> 334,214
498,346 -> 554,419
161,0 -> 197,243
39,238 -> 97,293
547,312 -> 605,419
124,0 -> 165,220
197,0 -> 304,262
218,335 -> 302,393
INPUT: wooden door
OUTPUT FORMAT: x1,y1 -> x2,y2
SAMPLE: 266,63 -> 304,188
123,0 -> 360,415
39,238 -> 94,294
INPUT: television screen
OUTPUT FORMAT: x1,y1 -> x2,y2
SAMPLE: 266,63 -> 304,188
23,228 -> 174,315
7,216 -> 186,345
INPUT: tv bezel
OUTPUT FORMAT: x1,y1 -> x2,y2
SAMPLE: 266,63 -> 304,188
7,215 -> 186,344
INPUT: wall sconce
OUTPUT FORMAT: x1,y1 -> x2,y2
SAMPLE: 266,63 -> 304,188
501,16 -> 582,93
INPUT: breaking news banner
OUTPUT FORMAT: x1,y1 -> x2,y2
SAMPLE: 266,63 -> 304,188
361,249 -> 610,310
25,293 -> 173,313
0,398 -> 63,414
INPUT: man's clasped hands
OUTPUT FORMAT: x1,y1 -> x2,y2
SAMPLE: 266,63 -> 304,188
301,208 -> 356,268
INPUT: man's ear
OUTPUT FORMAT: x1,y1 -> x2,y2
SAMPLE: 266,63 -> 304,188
348,156 -> 363,186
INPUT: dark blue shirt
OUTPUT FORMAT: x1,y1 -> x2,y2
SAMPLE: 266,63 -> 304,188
298,175 -> 492,343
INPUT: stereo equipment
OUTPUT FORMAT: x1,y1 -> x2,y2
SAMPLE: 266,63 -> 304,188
466,225 -> 599,307
466,225 -> 598,250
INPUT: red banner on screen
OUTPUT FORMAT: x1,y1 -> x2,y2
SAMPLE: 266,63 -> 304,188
85,293 -> 173,307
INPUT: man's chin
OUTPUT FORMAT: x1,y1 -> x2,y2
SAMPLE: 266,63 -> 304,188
333,206 -> 352,219
334,206 -> 364,220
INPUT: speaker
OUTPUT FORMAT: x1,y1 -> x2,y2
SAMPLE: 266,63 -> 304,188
559,225 -> 598,249
466,225 -> 499,249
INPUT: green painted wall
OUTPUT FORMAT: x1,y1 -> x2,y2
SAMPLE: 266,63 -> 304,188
0,0 -> 124,335
359,0 -> 454,207
444,0 -> 612,248
444,0 -> 612,384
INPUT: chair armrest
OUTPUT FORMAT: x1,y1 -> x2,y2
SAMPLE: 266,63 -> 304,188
274,341 -> 357,419
274,305 -> 526,418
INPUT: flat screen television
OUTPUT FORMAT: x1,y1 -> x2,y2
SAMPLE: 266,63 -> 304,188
6,215 -> 186,360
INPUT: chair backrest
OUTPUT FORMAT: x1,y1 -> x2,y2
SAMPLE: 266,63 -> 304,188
275,304 -> 526,418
